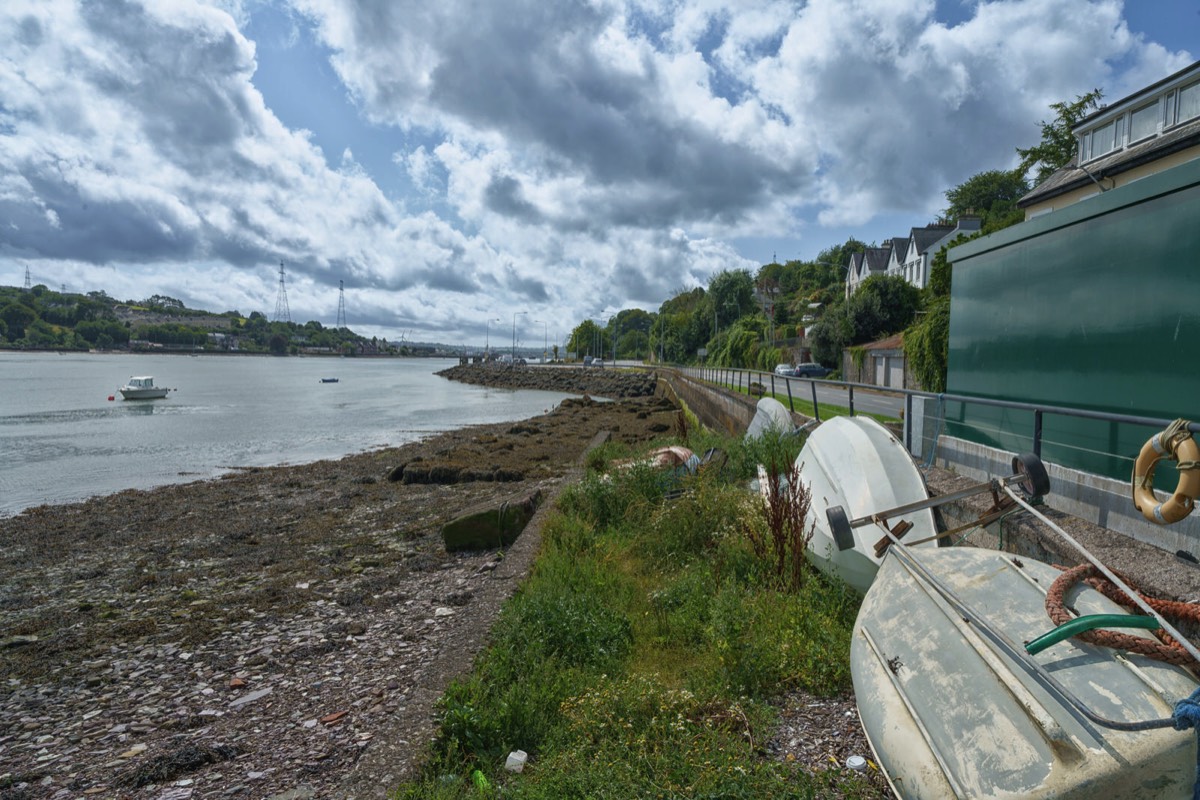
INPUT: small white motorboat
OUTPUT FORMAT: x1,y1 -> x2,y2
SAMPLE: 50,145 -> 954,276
118,376 -> 171,400
795,415 -> 938,594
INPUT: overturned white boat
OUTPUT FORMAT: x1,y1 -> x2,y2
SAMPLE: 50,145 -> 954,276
853,543 -> 1199,799
745,397 -> 797,440
795,415 -> 939,594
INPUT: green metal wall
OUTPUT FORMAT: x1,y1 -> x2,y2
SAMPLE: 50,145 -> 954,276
945,157 -> 1200,480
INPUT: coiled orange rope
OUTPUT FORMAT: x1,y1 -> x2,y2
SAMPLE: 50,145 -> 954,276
1045,563 -> 1200,668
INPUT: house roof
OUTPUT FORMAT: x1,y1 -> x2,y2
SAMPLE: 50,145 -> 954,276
1076,59 -> 1200,129
928,217 -> 982,253
863,247 -> 891,272
891,236 -> 910,263
1019,116 -> 1200,207
847,252 -> 864,279
911,225 -> 955,254
863,333 -> 904,350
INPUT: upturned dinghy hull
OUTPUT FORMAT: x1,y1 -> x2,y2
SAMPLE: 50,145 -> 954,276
797,416 -> 937,594
852,546 -> 1198,799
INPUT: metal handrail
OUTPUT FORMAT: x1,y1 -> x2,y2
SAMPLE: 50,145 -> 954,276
672,364 -> 1200,457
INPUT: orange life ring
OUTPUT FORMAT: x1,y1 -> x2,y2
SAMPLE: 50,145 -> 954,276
1132,424 -> 1200,525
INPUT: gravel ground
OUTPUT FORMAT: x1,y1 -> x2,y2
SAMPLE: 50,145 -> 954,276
0,391 -> 683,800
2,370 -> 889,800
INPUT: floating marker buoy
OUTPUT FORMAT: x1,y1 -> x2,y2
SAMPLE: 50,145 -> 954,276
108,395 -> 115,401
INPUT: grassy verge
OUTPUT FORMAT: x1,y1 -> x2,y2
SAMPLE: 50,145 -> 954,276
391,431 -> 885,799
737,385 -> 900,426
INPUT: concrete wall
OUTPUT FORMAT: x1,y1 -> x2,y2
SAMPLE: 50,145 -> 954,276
657,369 -> 761,435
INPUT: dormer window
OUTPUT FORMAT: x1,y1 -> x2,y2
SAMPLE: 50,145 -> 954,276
1085,119 -> 1118,161
1129,101 -> 1159,143
1177,80 -> 1200,126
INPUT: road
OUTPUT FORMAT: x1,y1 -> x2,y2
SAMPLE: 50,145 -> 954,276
792,380 -> 904,419
550,361 -> 908,420
672,365 -> 907,420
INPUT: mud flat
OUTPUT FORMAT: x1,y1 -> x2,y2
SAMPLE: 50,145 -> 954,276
0,393 -> 682,799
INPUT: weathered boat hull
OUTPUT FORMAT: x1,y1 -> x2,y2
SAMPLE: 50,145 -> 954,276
746,397 -> 795,440
797,416 -> 937,594
119,389 -> 170,400
852,546 -> 1198,799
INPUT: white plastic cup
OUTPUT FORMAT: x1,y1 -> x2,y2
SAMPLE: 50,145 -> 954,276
505,749 -> 528,773
846,755 -> 867,772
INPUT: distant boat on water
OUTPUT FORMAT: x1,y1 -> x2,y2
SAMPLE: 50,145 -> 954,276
118,376 -> 171,400
320,377 -> 339,383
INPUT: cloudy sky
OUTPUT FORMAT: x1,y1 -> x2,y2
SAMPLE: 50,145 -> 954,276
0,1 -> 1194,347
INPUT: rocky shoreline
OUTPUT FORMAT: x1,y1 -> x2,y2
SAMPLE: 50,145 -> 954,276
0,391 -> 683,800
2,368 -> 888,799
436,363 -> 658,398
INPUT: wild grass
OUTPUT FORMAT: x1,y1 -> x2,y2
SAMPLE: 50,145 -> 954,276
391,430 -> 879,800
733,384 -> 900,425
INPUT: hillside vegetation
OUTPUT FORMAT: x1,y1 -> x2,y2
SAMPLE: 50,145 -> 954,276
0,284 -> 397,355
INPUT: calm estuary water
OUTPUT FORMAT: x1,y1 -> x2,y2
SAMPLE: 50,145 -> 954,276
0,352 -> 576,517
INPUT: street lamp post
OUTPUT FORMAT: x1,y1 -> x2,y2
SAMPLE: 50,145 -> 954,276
512,311 -> 527,365
604,314 -> 615,367
533,319 -> 548,363
484,317 -> 500,360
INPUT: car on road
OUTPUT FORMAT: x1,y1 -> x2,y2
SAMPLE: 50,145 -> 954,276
774,363 -> 797,377
793,362 -> 831,378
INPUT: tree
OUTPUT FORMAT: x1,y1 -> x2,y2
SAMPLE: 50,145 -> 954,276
1016,89 -> 1103,185
944,169 -> 1029,231
708,269 -> 756,329
1,302 -> 37,339
566,320 -> 603,358
848,274 -> 921,342
807,303 -> 851,366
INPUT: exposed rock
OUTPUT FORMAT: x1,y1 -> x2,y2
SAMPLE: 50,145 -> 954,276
0,391 -> 682,799
441,490 -> 543,553
438,364 -> 658,399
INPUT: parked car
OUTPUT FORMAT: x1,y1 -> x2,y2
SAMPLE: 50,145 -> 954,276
774,363 -> 797,377
793,362 -> 831,378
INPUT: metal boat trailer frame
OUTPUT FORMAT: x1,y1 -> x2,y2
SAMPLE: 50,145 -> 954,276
825,452 -> 1051,555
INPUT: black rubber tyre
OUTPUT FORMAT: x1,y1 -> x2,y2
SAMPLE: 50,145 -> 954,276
827,505 -> 855,551
1013,453 -> 1051,498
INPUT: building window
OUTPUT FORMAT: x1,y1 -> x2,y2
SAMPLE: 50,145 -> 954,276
1086,120 -> 1117,161
1129,101 -> 1158,142
1179,81 -> 1200,125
